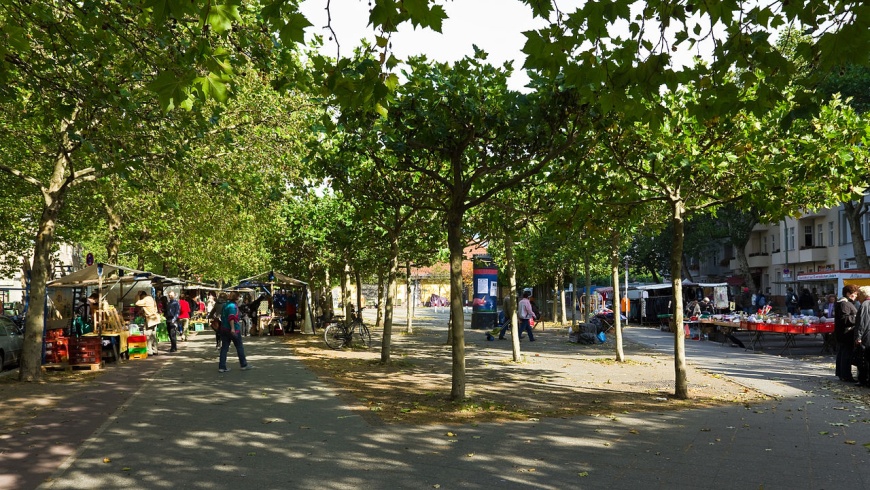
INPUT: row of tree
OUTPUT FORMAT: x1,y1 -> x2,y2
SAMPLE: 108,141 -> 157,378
1,3 -> 869,404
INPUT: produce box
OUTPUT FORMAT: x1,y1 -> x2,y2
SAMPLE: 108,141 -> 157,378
128,334 -> 147,343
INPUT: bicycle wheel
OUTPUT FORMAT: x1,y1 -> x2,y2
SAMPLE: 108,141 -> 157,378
324,324 -> 346,349
352,322 -> 372,349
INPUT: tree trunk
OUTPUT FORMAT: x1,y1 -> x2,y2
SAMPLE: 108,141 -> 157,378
670,200 -> 689,399
376,272 -> 384,328
559,269 -> 567,324
504,234 -> 521,361
584,251 -> 592,323
342,262 -> 351,320
736,243 -> 755,291
682,253 -> 695,283
324,269 -> 334,318
571,269 -> 578,329
845,199 -> 869,270
406,261 -> 413,333
446,208 -> 466,401
355,269 -> 362,312
381,234 -> 400,363
610,231 -> 625,362
20,192 -> 65,381
105,199 -> 122,264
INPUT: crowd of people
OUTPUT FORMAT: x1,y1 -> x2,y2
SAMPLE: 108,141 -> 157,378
834,284 -> 870,387
126,288 -> 301,373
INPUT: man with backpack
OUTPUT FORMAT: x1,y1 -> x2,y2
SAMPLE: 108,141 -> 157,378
754,289 -> 767,311
786,287 -> 799,315
208,292 -> 227,349
218,291 -> 252,373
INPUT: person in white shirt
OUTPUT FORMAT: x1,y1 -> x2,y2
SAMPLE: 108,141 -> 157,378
517,290 -> 537,342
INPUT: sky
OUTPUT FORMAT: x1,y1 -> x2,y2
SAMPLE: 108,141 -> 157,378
298,1 -> 731,91
299,0 -> 554,90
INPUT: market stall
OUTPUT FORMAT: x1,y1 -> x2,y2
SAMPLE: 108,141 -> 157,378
236,271 -> 312,335
45,263 -> 165,367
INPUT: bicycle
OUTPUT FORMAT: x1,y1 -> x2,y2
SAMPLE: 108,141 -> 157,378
323,309 -> 372,349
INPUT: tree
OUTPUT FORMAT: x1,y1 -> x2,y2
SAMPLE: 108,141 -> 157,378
363,54 -> 584,400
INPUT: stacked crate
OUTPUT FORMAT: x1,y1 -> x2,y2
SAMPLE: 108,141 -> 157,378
127,334 -> 148,359
44,329 -> 69,364
69,336 -> 102,366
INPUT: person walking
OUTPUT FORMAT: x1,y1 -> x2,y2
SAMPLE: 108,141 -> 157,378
517,290 -> 537,342
135,291 -> 161,356
785,287 -> 799,315
854,287 -> 870,387
798,288 -> 816,316
178,292 -> 191,342
209,292 -> 227,349
218,292 -> 252,373
164,291 -> 180,353
834,285 -> 859,383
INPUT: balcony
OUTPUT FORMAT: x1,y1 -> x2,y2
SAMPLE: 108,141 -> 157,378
747,253 -> 771,268
728,254 -> 772,269
771,251 -> 785,265
798,246 -> 828,263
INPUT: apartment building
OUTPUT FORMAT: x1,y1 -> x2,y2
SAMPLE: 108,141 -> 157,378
717,204 -> 870,298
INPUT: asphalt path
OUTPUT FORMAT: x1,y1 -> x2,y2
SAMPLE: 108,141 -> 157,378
5,310 -> 870,490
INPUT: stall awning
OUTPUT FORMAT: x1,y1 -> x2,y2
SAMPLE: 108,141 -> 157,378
238,271 -> 307,288
48,264 -> 149,288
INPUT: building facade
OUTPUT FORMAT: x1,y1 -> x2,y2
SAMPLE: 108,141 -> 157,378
691,204 -> 870,299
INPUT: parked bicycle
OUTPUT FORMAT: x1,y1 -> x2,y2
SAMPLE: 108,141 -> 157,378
323,308 -> 372,349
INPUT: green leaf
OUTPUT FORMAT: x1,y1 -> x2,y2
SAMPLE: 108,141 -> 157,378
279,13 -> 313,45
207,2 -> 242,34
147,70 -> 194,111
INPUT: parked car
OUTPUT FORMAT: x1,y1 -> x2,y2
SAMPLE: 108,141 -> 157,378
0,316 -> 24,370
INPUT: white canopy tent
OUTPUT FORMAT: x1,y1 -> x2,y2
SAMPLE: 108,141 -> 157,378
236,271 -> 312,334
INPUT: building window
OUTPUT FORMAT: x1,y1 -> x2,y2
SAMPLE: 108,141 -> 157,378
841,212 -> 852,244
763,236 -> 768,253
788,227 -> 795,251
817,223 -> 823,247
771,233 -> 777,252
829,221 -> 834,247
804,225 -> 813,248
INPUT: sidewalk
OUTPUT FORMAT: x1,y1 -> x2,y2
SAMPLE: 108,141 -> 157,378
11,319 -> 870,489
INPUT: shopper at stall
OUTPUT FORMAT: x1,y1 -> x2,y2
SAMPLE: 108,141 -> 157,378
517,290 -> 537,342
853,286 -> 870,387
206,292 -> 216,315
208,292 -> 227,349
135,291 -> 161,356
218,291 -> 252,373
785,287 -> 799,315
164,291 -> 180,353
798,288 -> 816,316
822,294 -> 837,319
835,285 -> 859,383
696,297 -> 712,315
178,292 -> 191,342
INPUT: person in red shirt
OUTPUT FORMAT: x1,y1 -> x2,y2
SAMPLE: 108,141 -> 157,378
178,293 -> 191,341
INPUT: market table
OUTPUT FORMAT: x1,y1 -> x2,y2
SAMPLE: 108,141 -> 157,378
742,321 -> 834,354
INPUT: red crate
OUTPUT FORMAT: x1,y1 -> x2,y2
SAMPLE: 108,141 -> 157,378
772,324 -> 789,333
755,323 -> 773,332
127,335 -> 147,343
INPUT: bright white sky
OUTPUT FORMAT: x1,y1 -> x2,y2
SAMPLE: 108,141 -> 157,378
299,0 -> 555,90
299,1 -> 735,91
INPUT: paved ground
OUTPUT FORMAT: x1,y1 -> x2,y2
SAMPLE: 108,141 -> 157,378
4,310 -> 870,489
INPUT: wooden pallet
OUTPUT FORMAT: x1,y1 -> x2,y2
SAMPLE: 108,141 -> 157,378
43,361 -> 105,372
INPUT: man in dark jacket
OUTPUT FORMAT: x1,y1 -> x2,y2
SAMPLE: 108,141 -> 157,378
798,288 -> 816,316
834,285 -> 859,382
854,287 -> 870,387
165,291 -> 180,353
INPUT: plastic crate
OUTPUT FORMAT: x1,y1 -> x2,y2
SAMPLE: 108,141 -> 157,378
129,352 -> 148,360
772,324 -> 789,333
128,334 -> 147,343
128,346 -> 148,355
